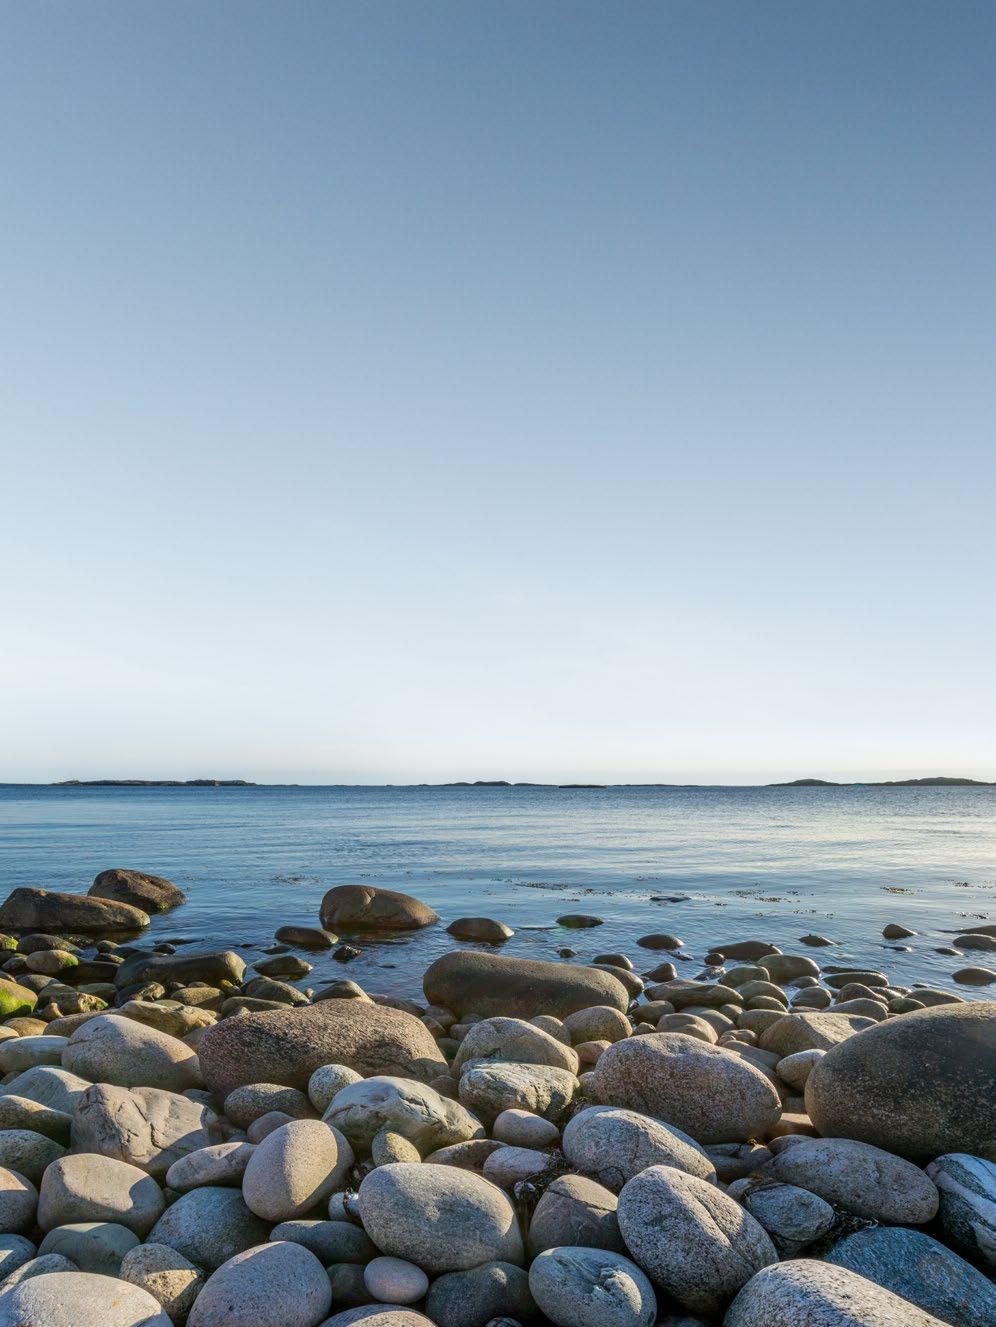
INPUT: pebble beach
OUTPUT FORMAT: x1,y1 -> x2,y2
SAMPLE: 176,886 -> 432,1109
0,868 -> 990,1327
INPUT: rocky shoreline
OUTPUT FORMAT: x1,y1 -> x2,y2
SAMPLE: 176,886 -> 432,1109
0,873 -> 991,1326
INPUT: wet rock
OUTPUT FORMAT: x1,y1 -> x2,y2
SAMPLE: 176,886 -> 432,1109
953,966 -> 995,984
357,1163 -> 523,1273
447,919 -> 514,943
320,886 -> 438,931
90,870 -> 186,914
424,951 -> 629,1019
199,999 -> 447,1097
724,1260 -> 949,1327
275,925 -> 338,949
883,923 -> 915,939
528,1246 -> 656,1327
617,1164 -> 777,1315
805,1001 -> 996,1158
764,1136 -> 938,1223
826,1226 -> 995,1327
589,1033 -> 782,1144
0,888 -> 149,935
709,941 -> 779,961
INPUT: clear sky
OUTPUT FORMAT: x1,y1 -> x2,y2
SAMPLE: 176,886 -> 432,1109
2,2 -> 994,784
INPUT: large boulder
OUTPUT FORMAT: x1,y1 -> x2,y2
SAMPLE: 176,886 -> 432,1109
588,1033 -> 782,1143
562,1105 -> 715,1191
617,1164 -> 777,1315
805,1001 -> 996,1159
187,1240 -> 332,1327
73,1083 -> 226,1178
0,888 -> 149,935
114,949 -> 246,989
0,1270 -> 172,1327
62,1015 -> 200,1092
825,1226 -> 996,1327
357,1163 -> 523,1273
241,1119 -> 354,1221
198,1000 -> 446,1097
147,1186 -> 270,1271
89,870 -> 186,913
323,1076 -> 483,1153
320,885 -> 438,931
37,1154 -> 165,1236
724,1260 -> 950,1327
763,1137 -> 939,1224
423,951 -> 630,1019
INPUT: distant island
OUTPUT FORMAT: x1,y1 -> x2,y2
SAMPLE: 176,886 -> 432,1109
54,779 -> 257,787
771,776 -> 994,787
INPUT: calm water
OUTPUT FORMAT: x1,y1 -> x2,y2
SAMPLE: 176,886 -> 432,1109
0,784 -> 993,1001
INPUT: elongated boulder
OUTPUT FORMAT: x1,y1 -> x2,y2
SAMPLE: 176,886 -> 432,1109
757,1011 -> 875,1056
805,1001 -> 996,1158
358,1163 -> 523,1273
38,1154 -> 165,1236
0,1270 -> 172,1327
825,1226 -> 996,1327
764,1137 -> 938,1224
589,1033 -> 782,1143
198,999 -> 446,1097
114,949 -> 246,989
90,870 -> 186,913
188,1240 -> 332,1327
0,888 -> 148,935
241,1119 -> 353,1221
725,1260 -> 950,1327
424,951 -> 630,1020
62,1015 -> 200,1092
73,1083 -> 226,1178
320,885 -> 438,931
453,1016 -> 579,1076
563,1105 -> 715,1191
324,1076 -> 483,1153
0,979 -> 37,1020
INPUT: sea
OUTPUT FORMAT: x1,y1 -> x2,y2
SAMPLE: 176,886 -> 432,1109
0,783 -> 992,1002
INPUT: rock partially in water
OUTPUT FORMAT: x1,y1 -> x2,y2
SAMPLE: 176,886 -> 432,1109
423,951 -> 630,1019
320,885 -> 439,931
0,887 -> 149,935
90,870 -> 186,914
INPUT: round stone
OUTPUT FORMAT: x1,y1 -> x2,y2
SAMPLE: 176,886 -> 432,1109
0,1167 -> 37,1235
187,1240 -> 332,1327
308,1064 -> 363,1113
364,1256 -> 429,1304
38,1154 -> 164,1236
527,1173 -> 625,1258
562,1105 -> 715,1191
529,1246 -> 656,1327
147,1186 -> 270,1271
119,1242 -> 205,1323
242,1118 -> 354,1221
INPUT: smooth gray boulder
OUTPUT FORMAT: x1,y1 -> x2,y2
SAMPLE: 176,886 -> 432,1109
0,1130 -> 65,1186
0,1233 -> 35,1280
527,1173 -> 625,1257
324,1076 -> 482,1153
241,1118 -> 354,1221
165,1140 -> 256,1192
724,1259 -> 951,1327
563,1105 -> 715,1191
425,1259 -> 535,1327
62,1016 -> 200,1093
453,1017 -> 580,1076
0,1270 -> 171,1326
0,1167 -> 37,1235
826,1226 -> 996,1327
38,1221 -> 139,1275
357,1162 -> 523,1273
38,1154 -> 164,1236
0,1066 -> 91,1115
198,1000 -> 446,1097
529,1246 -> 657,1327
423,951 -> 630,1019
758,1011 -> 875,1056
738,1181 -> 835,1256
617,1164 -> 777,1315
188,1240 -> 332,1327
764,1136 -> 939,1224
589,1033 -> 781,1143
269,1219 -> 378,1264
805,1001 -> 996,1158
458,1061 -> 578,1123
114,950 -> 245,989
147,1186 -> 270,1271
73,1083 -> 225,1179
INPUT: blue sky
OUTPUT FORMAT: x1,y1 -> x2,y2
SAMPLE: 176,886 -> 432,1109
2,2 -> 994,783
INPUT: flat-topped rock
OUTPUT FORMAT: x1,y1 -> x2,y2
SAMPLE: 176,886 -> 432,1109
198,998 -> 447,1097
423,951 -> 630,1019
446,918 -> 514,943
320,885 -> 438,931
0,888 -> 149,935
